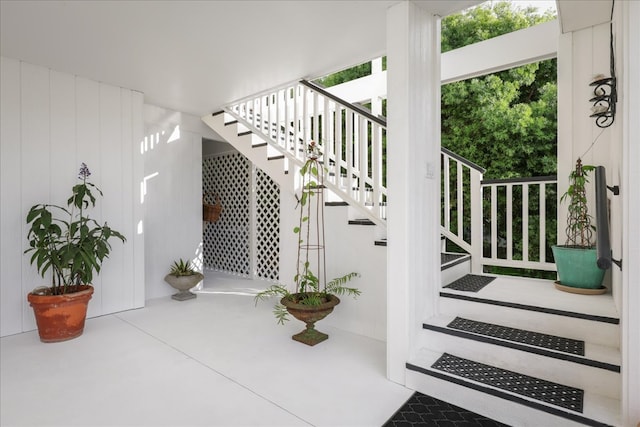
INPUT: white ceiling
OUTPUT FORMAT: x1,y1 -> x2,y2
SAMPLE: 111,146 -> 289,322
557,0 -> 612,33
1,0 -> 479,118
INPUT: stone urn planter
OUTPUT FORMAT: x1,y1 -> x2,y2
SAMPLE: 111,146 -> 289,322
27,285 -> 94,343
281,293 -> 340,346
164,258 -> 204,301
254,142 -> 360,347
164,272 -> 204,301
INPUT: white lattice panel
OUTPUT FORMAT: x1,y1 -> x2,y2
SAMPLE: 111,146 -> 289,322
203,153 -> 280,281
203,153 -> 251,276
255,168 -> 280,281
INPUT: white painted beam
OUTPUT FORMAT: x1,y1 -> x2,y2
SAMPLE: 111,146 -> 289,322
442,19 -> 559,83
327,20 -> 559,104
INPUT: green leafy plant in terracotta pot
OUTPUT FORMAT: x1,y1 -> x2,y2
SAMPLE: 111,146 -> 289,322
551,158 -> 605,291
255,141 -> 360,346
25,163 -> 126,342
164,258 -> 204,301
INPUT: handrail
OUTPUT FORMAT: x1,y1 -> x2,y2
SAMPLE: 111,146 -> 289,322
595,166 -> 613,270
441,147 -> 486,174
300,80 -> 387,127
482,175 -> 557,185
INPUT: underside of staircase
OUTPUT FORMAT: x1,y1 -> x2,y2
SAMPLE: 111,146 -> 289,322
407,253 -> 621,427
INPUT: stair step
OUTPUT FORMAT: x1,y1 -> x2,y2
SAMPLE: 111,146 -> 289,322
441,290 -> 619,324
444,274 -> 495,292
348,219 -> 375,226
406,350 -> 619,427
439,316 -> 585,355
440,253 -> 469,270
422,315 -> 620,374
436,353 -> 584,411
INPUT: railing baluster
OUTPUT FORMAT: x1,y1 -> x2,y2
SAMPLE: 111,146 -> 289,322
457,162 -> 464,239
358,116 -> 367,203
522,183 -> 529,262
443,155 -> 451,233
335,106 -> 343,190
491,185 -> 498,260
506,184 -> 513,261
539,182 -> 546,263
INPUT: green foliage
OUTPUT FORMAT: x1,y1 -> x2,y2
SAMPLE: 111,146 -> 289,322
169,259 -> 197,276
442,1 -> 555,53
560,159 -> 596,248
315,61 -> 371,88
440,2 -> 558,278
255,145 -> 360,324
25,163 -> 126,295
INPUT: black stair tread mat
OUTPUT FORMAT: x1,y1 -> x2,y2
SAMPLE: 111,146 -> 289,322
383,391 -> 508,427
444,274 -> 495,292
441,253 -> 467,265
447,317 -> 585,356
431,353 -> 584,413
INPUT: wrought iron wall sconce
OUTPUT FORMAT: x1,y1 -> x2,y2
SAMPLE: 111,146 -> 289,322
590,75 -> 616,128
589,1 -> 617,129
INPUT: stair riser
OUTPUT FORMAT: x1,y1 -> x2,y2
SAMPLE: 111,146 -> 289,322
406,368 -> 590,427
419,329 -> 620,399
439,297 -> 620,348
441,259 -> 470,286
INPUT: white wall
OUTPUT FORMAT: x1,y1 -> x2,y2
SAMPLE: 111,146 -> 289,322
0,57 -> 144,337
142,105 -> 217,300
620,1 -> 640,425
557,22 -> 621,302
322,207 -> 387,341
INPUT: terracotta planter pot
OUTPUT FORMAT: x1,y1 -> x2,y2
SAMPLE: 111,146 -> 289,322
27,285 -> 94,343
280,293 -> 340,346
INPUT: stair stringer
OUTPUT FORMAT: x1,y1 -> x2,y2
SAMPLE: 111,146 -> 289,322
202,112 -> 295,194
204,110 -> 388,230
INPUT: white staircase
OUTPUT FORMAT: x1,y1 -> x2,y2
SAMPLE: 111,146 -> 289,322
203,111 -> 294,193
407,255 -> 621,427
204,80 -> 621,426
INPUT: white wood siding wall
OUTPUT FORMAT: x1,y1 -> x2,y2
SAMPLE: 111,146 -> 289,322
558,22 -> 619,304
142,105 -> 205,300
0,57 -> 144,337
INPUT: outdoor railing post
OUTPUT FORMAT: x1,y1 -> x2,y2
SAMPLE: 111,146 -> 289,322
470,170 -> 483,274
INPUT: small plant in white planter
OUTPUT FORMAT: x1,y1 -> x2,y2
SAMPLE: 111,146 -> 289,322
164,259 -> 203,301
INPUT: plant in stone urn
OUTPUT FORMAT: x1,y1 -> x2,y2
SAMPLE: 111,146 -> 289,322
255,141 -> 360,346
164,258 -> 204,301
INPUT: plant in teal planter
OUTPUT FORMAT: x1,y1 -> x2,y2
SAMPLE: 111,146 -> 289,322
552,158 -> 605,290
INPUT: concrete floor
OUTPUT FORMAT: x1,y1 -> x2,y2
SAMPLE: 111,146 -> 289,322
0,271 -> 413,427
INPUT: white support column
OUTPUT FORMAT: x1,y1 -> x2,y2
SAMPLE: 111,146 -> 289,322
621,1 -> 640,425
386,1 -> 441,384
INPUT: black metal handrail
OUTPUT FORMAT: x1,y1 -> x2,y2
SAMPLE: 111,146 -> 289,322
299,80 -> 387,127
595,166 -> 613,269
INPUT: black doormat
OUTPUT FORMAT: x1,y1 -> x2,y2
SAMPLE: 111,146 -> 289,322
447,317 -> 585,356
431,353 -> 584,413
444,274 -> 496,292
383,391 -> 509,427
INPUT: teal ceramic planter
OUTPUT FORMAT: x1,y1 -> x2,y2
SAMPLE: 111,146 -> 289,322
551,246 -> 605,289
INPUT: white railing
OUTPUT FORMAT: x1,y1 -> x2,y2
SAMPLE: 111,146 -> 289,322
224,80 -> 557,274
480,176 -> 558,272
226,80 -> 387,226
441,148 -> 485,272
